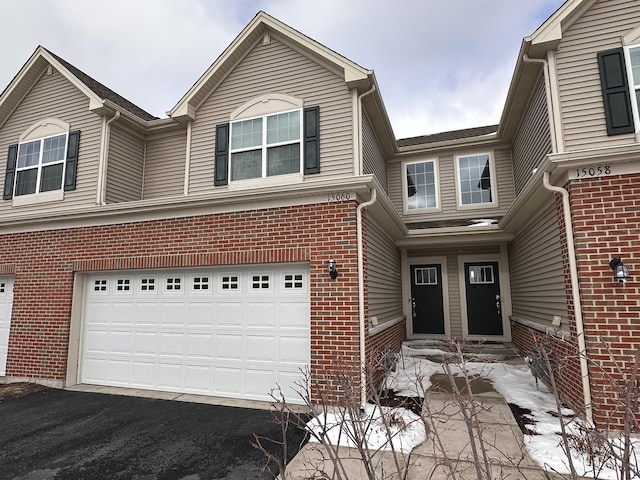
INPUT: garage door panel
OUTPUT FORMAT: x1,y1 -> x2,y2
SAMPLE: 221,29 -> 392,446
131,362 -> 155,386
185,365 -> 211,392
187,302 -> 216,326
247,336 -> 276,362
134,331 -> 157,355
109,330 -> 134,350
246,303 -> 276,327
157,363 -> 183,389
106,359 -> 131,385
279,336 -> 309,363
214,366 -> 243,394
215,334 -> 243,360
81,267 -> 309,403
84,329 -> 109,354
186,333 -> 213,359
159,332 -> 185,357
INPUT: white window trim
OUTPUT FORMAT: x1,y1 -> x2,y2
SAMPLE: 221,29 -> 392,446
14,131 -> 69,199
229,108 -> 303,183
402,158 -> 441,214
454,151 -> 498,210
623,45 -> 640,133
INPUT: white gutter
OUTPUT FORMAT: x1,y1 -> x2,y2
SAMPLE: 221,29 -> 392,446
184,120 -> 192,196
98,111 -> 120,205
357,187 -> 377,410
523,54 -> 559,153
543,171 -> 594,427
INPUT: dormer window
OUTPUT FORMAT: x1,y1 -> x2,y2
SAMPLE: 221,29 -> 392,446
230,109 -> 302,181
15,133 -> 68,195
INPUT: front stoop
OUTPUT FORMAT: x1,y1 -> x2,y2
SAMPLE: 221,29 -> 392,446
285,394 -> 570,480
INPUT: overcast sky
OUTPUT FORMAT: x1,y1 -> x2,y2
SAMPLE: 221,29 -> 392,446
0,0 -> 565,139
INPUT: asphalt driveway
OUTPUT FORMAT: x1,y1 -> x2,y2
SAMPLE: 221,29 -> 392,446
0,388 -> 307,480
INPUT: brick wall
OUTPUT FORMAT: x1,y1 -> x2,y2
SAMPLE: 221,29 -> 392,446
0,200 -> 363,403
568,173 -> 640,429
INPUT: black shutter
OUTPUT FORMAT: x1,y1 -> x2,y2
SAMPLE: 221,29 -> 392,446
303,106 -> 320,174
3,143 -> 18,200
214,123 -> 229,186
597,48 -> 635,135
64,130 -> 81,191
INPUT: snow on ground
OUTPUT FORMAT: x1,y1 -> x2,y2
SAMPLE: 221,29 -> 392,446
392,341 -> 640,479
305,341 -> 639,479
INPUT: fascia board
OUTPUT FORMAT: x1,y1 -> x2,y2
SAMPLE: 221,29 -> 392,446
39,49 -> 104,107
0,175 -> 377,233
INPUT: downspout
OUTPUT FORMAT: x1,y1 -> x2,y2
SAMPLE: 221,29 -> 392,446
98,111 -> 120,205
184,120 -> 192,196
543,172 -> 594,428
357,187 -> 377,410
356,83 -> 377,410
523,54 -> 559,153
356,85 -> 376,175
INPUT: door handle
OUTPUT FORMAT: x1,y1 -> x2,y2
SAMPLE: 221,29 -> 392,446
412,298 -> 416,318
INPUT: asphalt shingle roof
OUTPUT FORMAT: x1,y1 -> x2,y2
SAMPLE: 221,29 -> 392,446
397,125 -> 498,147
44,48 -> 158,122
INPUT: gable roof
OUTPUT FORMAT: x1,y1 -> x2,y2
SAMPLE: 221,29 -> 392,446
170,11 -> 375,120
0,46 -> 157,127
497,0 -> 593,141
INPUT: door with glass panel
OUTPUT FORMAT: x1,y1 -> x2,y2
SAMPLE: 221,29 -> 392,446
464,262 -> 503,335
410,264 -> 445,335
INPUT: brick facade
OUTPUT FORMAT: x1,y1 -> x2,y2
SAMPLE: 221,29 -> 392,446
515,174 -> 640,429
1,200 -> 375,403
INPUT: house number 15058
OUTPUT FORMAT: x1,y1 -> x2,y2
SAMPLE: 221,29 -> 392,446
575,165 -> 611,178
328,192 -> 351,201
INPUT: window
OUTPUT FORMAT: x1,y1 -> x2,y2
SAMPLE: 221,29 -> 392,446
456,153 -> 495,206
4,126 -> 80,202
214,105 -> 319,186
414,267 -> 438,286
15,133 -> 67,196
469,265 -> 494,284
404,160 -> 438,210
230,110 -> 302,181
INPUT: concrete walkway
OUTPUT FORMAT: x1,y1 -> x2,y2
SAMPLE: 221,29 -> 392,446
285,391 -> 568,480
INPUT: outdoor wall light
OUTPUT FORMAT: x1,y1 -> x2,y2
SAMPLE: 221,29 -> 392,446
609,257 -> 631,284
327,259 -> 338,280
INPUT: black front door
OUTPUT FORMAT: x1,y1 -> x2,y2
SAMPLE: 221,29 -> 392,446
410,264 -> 445,335
464,262 -> 503,335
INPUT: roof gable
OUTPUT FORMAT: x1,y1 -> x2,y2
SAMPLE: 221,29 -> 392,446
169,11 -> 373,120
0,46 -> 156,127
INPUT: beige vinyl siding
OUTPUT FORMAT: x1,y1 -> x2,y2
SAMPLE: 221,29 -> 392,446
105,125 -> 144,203
556,0 -> 640,150
362,113 -> 388,191
512,75 -> 552,195
0,66 -> 101,215
407,245 -> 500,339
366,217 -> 402,324
508,200 -> 568,326
143,132 -> 186,199
189,34 -> 353,194
389,147 -> 515,223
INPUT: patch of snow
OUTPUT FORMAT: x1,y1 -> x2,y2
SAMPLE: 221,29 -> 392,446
307,403 -> 427,454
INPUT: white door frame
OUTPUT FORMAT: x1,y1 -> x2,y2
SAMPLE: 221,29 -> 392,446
405,256 -> 451,339
458,247 -> 512,341
0,276 -> 15,377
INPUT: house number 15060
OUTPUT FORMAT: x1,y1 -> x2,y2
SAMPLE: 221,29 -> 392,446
575,165 -> 611,178
328,192 -> 351,202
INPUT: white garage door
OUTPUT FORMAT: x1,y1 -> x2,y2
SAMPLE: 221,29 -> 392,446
80,266 -> 310,402
0,276 -> 14,376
